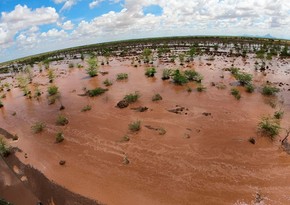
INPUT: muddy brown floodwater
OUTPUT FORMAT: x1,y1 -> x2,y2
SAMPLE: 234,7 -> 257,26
1,55 -> 290,205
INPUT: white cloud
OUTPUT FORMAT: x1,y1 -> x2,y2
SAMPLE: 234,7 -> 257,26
53,0 -> 79,11
89,0 -> 104,9
60,20 -> 74,30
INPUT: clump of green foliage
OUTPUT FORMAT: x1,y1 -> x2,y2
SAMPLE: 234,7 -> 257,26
258,117 -> 280,140
86,57 -> 98,77
161,68 -> 172,80
231,88 -> 241,100
145,67 -> 156,77
230,67 -> 252,86
184,70 -> 203,83
47,85 -> 58,96
245,84 -> 255,93
56,115 -> 69,126
103,79 -> 113,86
274,110 -> 284,119
262,85 -> 280,96
31,122 -> 46,133
129,120 -> 141,132
0,100 -> 3,108
81,105 -> 92,112
69,63 -> 74,68
152,93 -> 162,101
0,137 -> 11,157
123,92 -> 140,103
172,69 -> 188,85
142,48 -> 152,63
55,132 -> 64,143
48,69 -> 55,83
116,73 -> 128,80
87,87 -> 108,97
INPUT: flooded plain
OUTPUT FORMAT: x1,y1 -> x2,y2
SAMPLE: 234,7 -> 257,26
1,54 -> 290,205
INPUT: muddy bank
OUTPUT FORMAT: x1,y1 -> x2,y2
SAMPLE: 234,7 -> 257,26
1,131 -> 102,205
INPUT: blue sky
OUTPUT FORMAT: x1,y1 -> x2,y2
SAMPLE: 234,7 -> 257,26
1,0 -> 290,62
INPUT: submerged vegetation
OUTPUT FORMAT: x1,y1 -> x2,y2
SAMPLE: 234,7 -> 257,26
258,117 -> 281,140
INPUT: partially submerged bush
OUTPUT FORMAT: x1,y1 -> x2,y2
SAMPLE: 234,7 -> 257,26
0,100 -> 3,108
55,132 -> 64,143
86,57 -> 98,77
81,105 -> 92,112
234,72 -> 252,85
0,137 -> 11,157
31,122 -> 46,133
87,87 -> 108,97
129,120 -> 141,132
172,69 -> 188,85
245,83 -> 255,93
231,88 -> 241,100
123,92 -> 140,103
258,117 -> 280,139
196,84 -> 206,92
262,85 -> 280,96
152,93 -> 162,101
116,73 -> 128,80
274,110 -> 284,119
47,85 -> 58,96
48,69 -> 55,83
56,115 -> 69,126
103,79 -> 113,86
161,68 -> 172,80
145,67 -> 156,77
184,70 -> 203,82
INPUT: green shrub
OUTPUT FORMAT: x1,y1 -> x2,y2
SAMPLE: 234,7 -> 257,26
234,72 -> 252,85
69,63 -> 74,68
145,67 -> 156,77
47,69 -> 55,83
87,87 -> 108,97
56,115 -> 69,126
274,110 -> 284,119
129,120 -> 141,132
103,79 -> 113,86
258,117 -> 280,139
81,105 -> 92,112
231,88 -> 241,100
172,70 -> 188,85
86,57 -> 98,77
245,84 -> 255,93
120,135 -> 130,142
31,122 -> 46,133
161,68 -> 172,80
197,84 -> 206,92
123,92 -> 140,103
34,87 -> 41,97
0,100 -> 3,108
47,85 -> 58,96
184,70 -> 203,82
116,73 -> 128,80
262,85 -> 280,96
152,93 -> 162,101
0,137 -> 11,157
55,132 -> 64,143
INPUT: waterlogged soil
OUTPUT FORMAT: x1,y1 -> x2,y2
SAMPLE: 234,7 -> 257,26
1,55 -> 290,205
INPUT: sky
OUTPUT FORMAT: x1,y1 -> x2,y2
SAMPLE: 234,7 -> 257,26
0,0 -> 290,62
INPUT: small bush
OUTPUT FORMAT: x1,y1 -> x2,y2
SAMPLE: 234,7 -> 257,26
55,132 -> 64,143
274,110 -> 284,119
196,84 -> 206,92
34,87 -> 41,97
184,70 -> 203,82
262,85 -> 280,96
245,84 -> 255,93
129,120 -> 141,132
231,88 -> 241,100
123,92 -> 140,103
120,135 -> 130,142
86,57 -> 98,77
69,63 -> 74,68
258,117 -> 280,139
103,79 -> 113,86
47,69 -> 55,83
87,87 -> 108,97
152,93 -> 162,101
116,73 -> 128,80
31,122 -> 46,133
234,72 -> 252,85
161,68 -> 172,80
172,70 -> 188,85
186,87 -> 192,93
47,85 -> 58,96
0,100 -> 3,108
81,105 -> 92,112
145,67 -> 156,77
0,137 -> 11,157
56,115 -> 69,126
